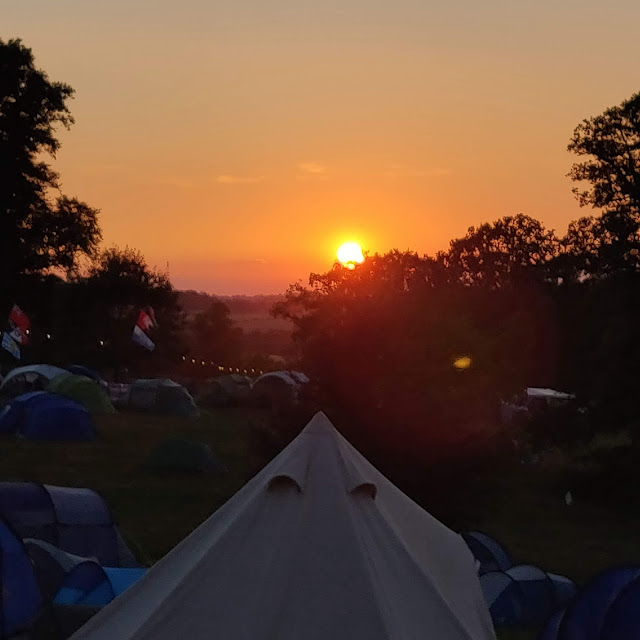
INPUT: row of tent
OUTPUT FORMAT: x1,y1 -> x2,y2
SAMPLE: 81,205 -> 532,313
1,365 -> 311,419
111,371 -> 310,416
0,482 -> 144,638
462,531 -> 577,628
0,365 -> 114,415
540,566 -> 640,640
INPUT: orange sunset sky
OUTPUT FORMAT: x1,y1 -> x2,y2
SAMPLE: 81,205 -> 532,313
4,0 -> 640,294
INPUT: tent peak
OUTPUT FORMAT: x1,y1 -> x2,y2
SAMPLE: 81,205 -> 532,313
264,411 -> 378,499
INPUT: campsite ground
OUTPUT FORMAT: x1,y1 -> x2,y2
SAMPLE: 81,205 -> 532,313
2,407 -> 639,640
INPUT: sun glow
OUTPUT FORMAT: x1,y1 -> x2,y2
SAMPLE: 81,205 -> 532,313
337,242 -> 365,269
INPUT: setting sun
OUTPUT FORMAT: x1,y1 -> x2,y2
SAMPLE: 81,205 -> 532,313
337,242 -> 365,269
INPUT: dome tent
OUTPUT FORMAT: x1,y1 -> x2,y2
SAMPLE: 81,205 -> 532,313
479,566 -> 575,629
146,437 -> 225,473
0,364 -> 68,398
197,374 -> 252,407
462,531 -> 512,574
251,370 -> 309,408
600,576 -> 640,640
0,483 -> 138,568
129,379 -> 198,417
0,518 -> 42,638
25,539 -> 146,607
479,571 -> 526,627
0,391 -> 96,441
505,565 -> 556,626
46,373 -> 115,415
70,412 -> 495,640
540,565 -> 640,640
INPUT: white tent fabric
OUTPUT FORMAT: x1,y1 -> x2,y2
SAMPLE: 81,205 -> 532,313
1,364 -> 68,389
526,388 -> 575,401
71,412 -> 496,640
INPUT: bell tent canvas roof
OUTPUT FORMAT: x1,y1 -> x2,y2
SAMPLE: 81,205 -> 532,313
71,412 -> 495,640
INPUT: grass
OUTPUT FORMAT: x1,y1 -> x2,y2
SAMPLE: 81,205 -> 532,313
0,407 -> 269,562
2,407 -> 639,639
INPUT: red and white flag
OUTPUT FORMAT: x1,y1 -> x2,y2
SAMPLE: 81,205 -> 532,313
8,305 -> 30,345
137,307 -> 157,332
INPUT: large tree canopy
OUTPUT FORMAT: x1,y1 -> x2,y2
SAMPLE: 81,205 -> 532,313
0,38 -> 100,296
568,91 -> 640,217
440,214 -> 559,288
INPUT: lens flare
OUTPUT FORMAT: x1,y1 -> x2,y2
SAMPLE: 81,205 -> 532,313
453,356 -> 472,370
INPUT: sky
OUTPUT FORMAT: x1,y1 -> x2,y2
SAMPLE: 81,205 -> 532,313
4,0 -> 640,294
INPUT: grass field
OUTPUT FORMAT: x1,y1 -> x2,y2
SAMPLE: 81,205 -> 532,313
2,407 -> 639,639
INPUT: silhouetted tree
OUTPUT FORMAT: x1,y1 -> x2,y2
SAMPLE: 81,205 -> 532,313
188,299 -> 243,367
0,39 -> 100,311
440,214 -> 559,288
63,247 -> 183,373
568,91 -> 640,217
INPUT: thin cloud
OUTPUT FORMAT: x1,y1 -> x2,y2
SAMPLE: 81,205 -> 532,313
216,174 -> 263,185
297,162 -> 328,175
384,166 -> 452,179
155,177 -> 195,188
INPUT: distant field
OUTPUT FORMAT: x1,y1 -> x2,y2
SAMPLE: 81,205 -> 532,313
2,407 -> 639,639
230,312 -> 293,334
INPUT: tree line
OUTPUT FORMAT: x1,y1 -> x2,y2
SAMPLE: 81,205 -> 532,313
0,39 -> 258,377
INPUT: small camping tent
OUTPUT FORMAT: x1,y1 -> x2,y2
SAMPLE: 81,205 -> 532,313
128,379 -> 198,417
69,412 -> 495,640
146,437 -> 225,473
480,566 -> 574,628
542,565 -> 640,640
504,565 -> 557,626
0,519 -> 42,638
197,375 -> 252,407
479,571 -> 525,627
0,483 -> 138,568
462,531 -> 512,574
0,364 -> 68,398
25,539 -> 146,607
46,374 -> 115,415
251,370 -> 309,408
599,576 -> 640,640
0,391 -> 97,441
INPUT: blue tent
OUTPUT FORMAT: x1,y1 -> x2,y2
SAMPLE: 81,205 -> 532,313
25,539 -> 146,607
547,572 -> 578,607
506,565 -> 556,626
462,531 -> 512,574
552,566 -> 640,640
0,519 -> 42,638
0,483 -> 138,568
540,610 -> 565,640
480,570 -> 526,627
481,565 -> 575,629
0,391 -> 96,441
600,576 -> 640,640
